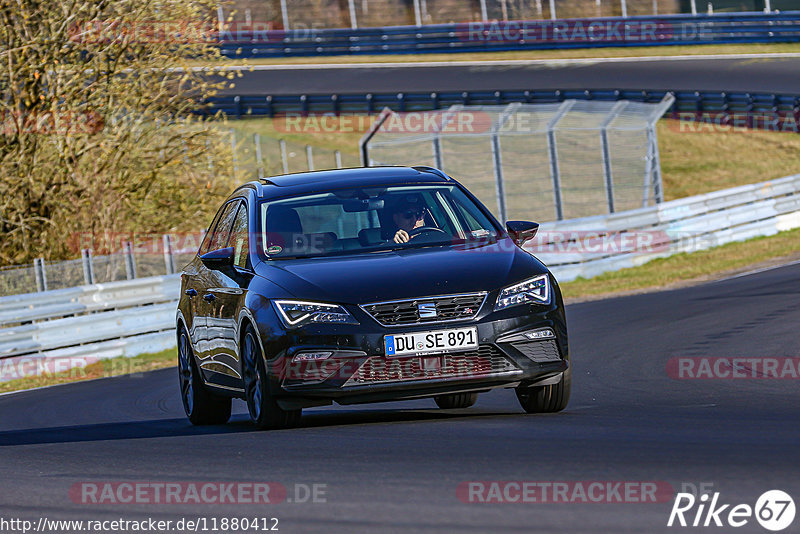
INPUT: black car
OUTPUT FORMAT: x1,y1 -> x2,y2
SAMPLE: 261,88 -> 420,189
176,166 -> 570,429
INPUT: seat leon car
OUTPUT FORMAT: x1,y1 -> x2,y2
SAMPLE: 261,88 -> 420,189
176,166 -> 570,429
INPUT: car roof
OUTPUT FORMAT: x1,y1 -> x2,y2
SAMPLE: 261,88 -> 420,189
246,166 -> 452,199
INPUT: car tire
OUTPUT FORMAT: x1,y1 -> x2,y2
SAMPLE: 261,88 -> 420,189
515,367 -> 571,413
434,392 -> 478,409
241,325 -> 301,430
177,328 -> 232,425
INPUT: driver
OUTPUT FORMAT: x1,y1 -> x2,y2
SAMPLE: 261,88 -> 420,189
390,198 -> 426,243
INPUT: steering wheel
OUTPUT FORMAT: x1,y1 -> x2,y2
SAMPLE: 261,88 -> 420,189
409,226 -> 448,238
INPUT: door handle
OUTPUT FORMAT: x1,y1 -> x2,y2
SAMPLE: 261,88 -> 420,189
185,288 -> 197,297
203,293 -> 216,302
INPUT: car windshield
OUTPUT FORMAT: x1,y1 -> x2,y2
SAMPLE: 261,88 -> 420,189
259,184 -> 500,259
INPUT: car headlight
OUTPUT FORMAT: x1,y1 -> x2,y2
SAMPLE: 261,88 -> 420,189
494,274 -> 550,311
273,300 -> 358,328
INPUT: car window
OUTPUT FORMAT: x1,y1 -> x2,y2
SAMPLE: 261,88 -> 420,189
207,201 -> 239,252
227,203 -> 250,269
260,184 -> 499,259
199,203 -> 226,255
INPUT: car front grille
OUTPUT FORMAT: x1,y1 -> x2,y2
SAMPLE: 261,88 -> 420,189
361,292 -> 487,326
511,339 -> 562,362
344,345 -> 520,386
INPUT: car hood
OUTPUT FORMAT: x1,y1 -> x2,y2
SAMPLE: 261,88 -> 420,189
255,238 -> 548,304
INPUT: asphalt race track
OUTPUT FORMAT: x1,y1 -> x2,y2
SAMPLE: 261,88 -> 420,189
1,262 -> 798,533
221,55 -> 800,95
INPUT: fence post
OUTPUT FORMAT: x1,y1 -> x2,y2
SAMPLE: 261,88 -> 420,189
600,101 -> 628,214
305,145 -> 314,171
490,103 -> 519,224
163,235 -> 176,275
254,133 -> 264,179
280,0 -> 290,29
230,129 -> 239,179
413,0 -> 422,26
358,107 -> 393,167
81,249 -> 95,285
348,0 -> 358,29
335,150 -> 343,169
124,241 -> 137,280
34,258 -> 48,292
546,100 -> 575,221
549,0 -> 556,19
479,0 -> 488,21
279,139 -> 289,173
620,0 -> 628,17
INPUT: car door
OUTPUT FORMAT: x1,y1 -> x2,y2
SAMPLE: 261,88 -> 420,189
195,199 -> 239,364
183,204 -> 227,354
204,200 -> 254,389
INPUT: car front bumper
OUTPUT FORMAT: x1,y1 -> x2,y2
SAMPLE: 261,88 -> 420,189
259,297 -> 569,407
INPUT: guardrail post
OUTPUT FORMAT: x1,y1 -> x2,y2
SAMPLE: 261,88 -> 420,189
254,133 -> 264,179
335,150 -> 342,169
81,249 -> 95,285
163,235 -> 175,275
124,241 -> 137,280
266,96 -> 274,118
279,139 -> 289,173
305,145 -> 314,171
34,258 -> 48,292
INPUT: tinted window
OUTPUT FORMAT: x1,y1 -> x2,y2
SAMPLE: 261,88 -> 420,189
227,203 -> 250,269
260,185 -> 499,259
207,201 -> 239,252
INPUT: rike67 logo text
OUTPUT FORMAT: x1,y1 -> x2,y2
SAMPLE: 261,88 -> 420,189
668,490 -> 795,531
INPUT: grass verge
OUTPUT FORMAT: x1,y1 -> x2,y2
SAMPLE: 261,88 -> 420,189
560,226 -> 800,300
205,43 -> 800,66
0,349 -> 176,395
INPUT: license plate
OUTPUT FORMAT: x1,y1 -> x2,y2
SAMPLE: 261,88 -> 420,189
384,327 -> 478,357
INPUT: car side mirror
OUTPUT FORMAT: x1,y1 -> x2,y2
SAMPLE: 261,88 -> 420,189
200,247 -> 234,271
506,220 -> 539,246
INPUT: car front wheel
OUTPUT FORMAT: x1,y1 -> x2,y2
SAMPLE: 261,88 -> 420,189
515,367 -> 571,413
241,325 -> 301,430
434,392 -> 478,409
178,328 -> 232,425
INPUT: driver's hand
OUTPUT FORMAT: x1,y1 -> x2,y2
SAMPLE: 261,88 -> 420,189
393,229 -> 409,243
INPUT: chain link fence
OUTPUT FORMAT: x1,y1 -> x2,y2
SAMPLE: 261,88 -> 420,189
362,96 -> 674,223
224,0 -> 791,29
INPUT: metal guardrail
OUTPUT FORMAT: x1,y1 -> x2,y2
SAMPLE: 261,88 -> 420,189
535,173 -> 800,282
205,89 -> 800,135
2,173 -> 800,380
0,276 -> 179,382
218,12 -> 800,58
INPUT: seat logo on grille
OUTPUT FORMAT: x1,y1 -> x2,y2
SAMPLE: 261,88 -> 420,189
418,302 -> 437,318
